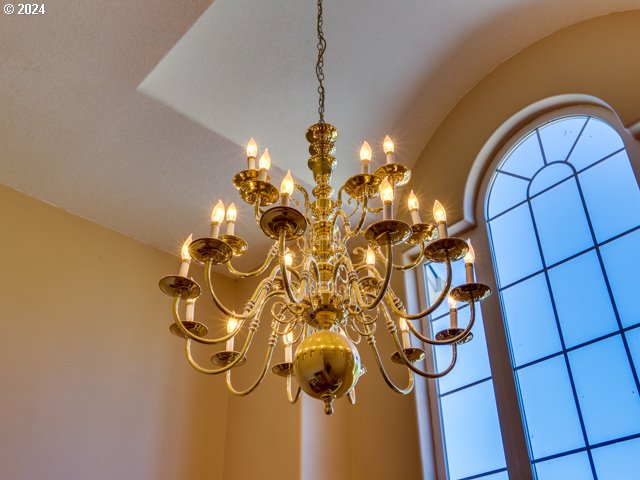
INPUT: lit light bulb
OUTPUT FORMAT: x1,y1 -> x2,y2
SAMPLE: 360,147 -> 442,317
211,200 -> 225,224
380,177 -> 394,203
259,149 -> 271,170
448,295 -> 458,310
464,239 -> 475,265
281,170 -> 294,196
181,234 -> 193,262
246,138 -> 258,158
284,249 -> 294,267
383,135 -> 394,154
226,203 -> 237,223
227,317 -> 238,334
433,200 -> 447,223
408,190 -> 419,211
284,331 -> 294,345
360,141 -> 372,162
365,247 -> 376,266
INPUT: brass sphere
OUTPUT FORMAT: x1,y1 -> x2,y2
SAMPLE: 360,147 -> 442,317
293,329 -> 361,415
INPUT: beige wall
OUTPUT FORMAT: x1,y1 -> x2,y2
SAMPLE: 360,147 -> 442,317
0,184 -> 235,480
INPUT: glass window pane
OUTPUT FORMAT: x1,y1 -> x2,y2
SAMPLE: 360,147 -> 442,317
440,380 -> 507,479
531,179 -> 593,266
489,204 -> 543,287
548,251 -> 617,347
529,163 -> 573,197
425,261 -> 466,320
517,356 -> 585,459
600,229 -> 640,328
500,131 -> 544,179
501,273 -> 562,366
488,172 -> 528,219
568,118 -> 625,171
476,472 -> 509,480
568,335 -> 640,445
627,327 -> 640,373
534,452 -> 593,480
432,306 -> 491,394
579,152 -> 640,243
538,116 -> 587,162
592,437 -> 640,480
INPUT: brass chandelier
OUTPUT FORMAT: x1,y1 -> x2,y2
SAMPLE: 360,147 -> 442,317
159,0 -> 491,415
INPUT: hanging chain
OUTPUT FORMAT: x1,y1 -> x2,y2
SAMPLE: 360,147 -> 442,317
316,0 -> 327,123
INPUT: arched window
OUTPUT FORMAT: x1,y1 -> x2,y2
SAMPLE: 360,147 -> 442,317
486,115 -> 640,478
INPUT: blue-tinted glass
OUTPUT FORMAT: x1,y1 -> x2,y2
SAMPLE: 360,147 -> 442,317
440,380 -> 507,479
534,452 -> 593,480
501,274 -> 561,366
488,173 -> 528,219
500,131 -> 544,179
425,261 -> 466,319
568,118 -> 624,171
531,180 -> 593,266
538,116 -> 587,162
568,335 -> 640,445
548,251 -> 617,347
627,327 -> 640,373
592,437 -> 640,480
432,306 -> 490,394
529,163 -> 573,197
517,356 -> 585,459
579,152 -> 640,243
600,229 -> 640,328
489,204 -> 542,287
476,472 -> 509,480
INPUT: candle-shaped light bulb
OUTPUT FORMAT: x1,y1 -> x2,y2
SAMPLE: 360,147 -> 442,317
178,234 -> 193,277
383,135 -> 394,164
360,141 -> 372,174
226,317 -> 238,351
380,177 -> 394,220
210,200 -> 225,238
408,190 -> 422,224
448,295 -> 459,329
284,331 -> 294,363
433,200 -> 448,238
280,170 -> 294,206
246,138 -> 258,167
284,249 -> 294,267
399,318 -> 411,348
365,247 -> 376,266
258,149 -> 271,181
464,239 -> 475,283
225,202 -> 237,236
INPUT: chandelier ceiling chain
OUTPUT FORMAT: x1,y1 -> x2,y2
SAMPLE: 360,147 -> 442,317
159,0 -> 492,415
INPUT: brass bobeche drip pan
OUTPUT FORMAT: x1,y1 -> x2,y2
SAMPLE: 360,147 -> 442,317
391,347 -> 427,365
271,362 -> 294,377
373,163 -> 411,187
450,283 -> 492,302
423,237 -> 469,262
211,351 -> 247,368
342,174 -> 381,199
364,220 -> 412,246
260,206 -> 307,240
435,328 -> 473,345
218,234 -> 248,257
188,237 -> 234,265
238,179 -> 280,207
159,275 -> 201,299
407,223 -> 437,245
169,321 -> 209,339
233,170 -> 270,189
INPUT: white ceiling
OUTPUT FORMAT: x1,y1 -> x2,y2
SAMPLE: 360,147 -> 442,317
2,0 -> 640,268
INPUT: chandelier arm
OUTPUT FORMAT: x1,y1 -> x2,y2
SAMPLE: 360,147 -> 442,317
286,374 -> 302,404
366,336 -> 415,395
205,261 -> 265,319
404,300 -> 476,346
225,242 -> 278,278
346,196 -> 369,238
385,258 -> 453,320
294,183 -> 311,217
351,240 -> 393,311
389,242 -> 427,271
184,332 -> 256,375
381,303 -> 459,378
278,231 -> 306,304
171,295 -> 239,345
225,333 -> 277,396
